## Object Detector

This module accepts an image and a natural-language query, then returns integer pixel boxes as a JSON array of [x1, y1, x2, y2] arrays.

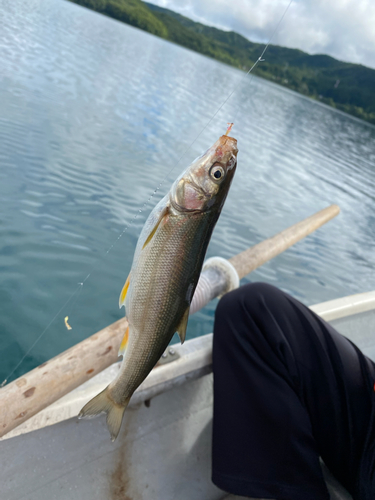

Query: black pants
[[212, 283, 375, 500]]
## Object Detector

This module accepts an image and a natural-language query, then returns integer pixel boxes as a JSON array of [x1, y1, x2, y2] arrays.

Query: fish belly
[[111, 210, 216, 403]]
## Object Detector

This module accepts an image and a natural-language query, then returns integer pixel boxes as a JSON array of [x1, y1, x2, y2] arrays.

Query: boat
[[1, 205, 367, 500]]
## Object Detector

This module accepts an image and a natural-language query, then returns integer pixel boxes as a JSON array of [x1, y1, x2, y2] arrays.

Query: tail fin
[[78, 386, 129, 442]]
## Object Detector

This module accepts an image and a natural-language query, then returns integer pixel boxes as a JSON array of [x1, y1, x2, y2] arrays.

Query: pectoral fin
[[118, 325, 129, 357], [142, 205, 169, 249], [176, 307, 190, 344], [119, 273, 131, 309]]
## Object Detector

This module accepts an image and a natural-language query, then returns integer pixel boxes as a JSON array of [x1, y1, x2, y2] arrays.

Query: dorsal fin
[[119, 273, 131, 309], [176, 306, 190, 344], [142, 205, 169, 249]]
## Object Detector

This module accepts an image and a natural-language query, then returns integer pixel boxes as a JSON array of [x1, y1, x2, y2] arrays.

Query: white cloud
[[147, 0, 375, 68]]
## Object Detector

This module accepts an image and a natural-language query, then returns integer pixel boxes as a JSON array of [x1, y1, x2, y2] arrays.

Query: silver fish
[[79, 134, 238, 440]]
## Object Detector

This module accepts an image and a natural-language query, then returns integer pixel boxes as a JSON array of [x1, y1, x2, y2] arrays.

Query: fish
[[78, 133, 238, 441]]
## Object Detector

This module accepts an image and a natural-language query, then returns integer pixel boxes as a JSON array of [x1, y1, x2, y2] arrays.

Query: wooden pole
[[229, 204, 340, 279], [0, 205, 339, 437], [0, 318, 128, 438]]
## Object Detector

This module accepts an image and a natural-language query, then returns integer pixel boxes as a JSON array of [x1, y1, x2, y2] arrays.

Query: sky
[[147, 0, 375, 69]]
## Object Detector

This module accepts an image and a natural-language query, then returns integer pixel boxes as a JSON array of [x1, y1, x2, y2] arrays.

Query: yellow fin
[[78, 386, 129, 442], [119, 273, 131, 309], [118, 325, 129, 357], [142, 205, 169, 250], [176, 307, 190, 344]]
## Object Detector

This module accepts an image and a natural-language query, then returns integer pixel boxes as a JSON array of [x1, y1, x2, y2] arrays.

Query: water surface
[[1, 0, 375, 382]]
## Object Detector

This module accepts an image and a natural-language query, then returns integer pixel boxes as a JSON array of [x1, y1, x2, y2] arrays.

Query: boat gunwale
[[2, 289, 375, 441], [0, 290, 375, 441], [310, 290, 375, 321]]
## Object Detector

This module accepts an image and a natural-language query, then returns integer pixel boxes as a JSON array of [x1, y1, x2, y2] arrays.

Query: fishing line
[[65, 280, 84, 321], [1, 0, 293, 387], [143, 0, 294, 193], [1, 284, 83, 387], [231, 0, 294, 124]]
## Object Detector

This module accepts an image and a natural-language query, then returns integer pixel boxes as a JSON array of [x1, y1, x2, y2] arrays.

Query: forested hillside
[[68, 0, 375, 125]]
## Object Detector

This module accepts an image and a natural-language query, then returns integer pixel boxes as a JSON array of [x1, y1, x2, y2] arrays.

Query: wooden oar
[[0, 204, 340, 438], [230, 204, 340, 277]]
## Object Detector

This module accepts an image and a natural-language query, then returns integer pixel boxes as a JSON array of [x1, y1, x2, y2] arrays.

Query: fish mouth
[[218, 135, 238, 157], [210, 136, 238, 173]]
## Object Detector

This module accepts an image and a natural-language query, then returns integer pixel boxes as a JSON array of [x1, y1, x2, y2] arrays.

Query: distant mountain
[[67, 0, 375, 125], [68, 0, 167, 37]]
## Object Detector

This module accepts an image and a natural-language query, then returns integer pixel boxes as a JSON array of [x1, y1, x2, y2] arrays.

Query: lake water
[[1, 0, 375, 383]]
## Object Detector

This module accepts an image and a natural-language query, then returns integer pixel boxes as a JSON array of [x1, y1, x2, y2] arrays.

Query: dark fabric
[[212, 282, 375, 500]]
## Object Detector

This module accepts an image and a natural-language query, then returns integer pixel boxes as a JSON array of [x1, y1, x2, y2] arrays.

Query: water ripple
[[0, 0, 375, 382]]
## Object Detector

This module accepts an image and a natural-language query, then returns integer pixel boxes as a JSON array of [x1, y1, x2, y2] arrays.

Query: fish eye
[[209, 164, 225, 182]]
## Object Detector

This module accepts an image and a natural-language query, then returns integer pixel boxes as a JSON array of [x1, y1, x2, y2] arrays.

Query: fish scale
[[79, 134, 238, 441]]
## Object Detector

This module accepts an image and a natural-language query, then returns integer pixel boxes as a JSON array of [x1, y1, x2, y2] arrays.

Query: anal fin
[[118, 325, 129, 357]]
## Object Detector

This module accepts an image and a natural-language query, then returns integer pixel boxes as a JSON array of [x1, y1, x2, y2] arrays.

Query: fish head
[[171, 135, 238, 213]]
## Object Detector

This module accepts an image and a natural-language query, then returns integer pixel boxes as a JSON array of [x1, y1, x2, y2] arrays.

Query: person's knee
[[216, 282, 282, 320], [214, 282, 288, 348]]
